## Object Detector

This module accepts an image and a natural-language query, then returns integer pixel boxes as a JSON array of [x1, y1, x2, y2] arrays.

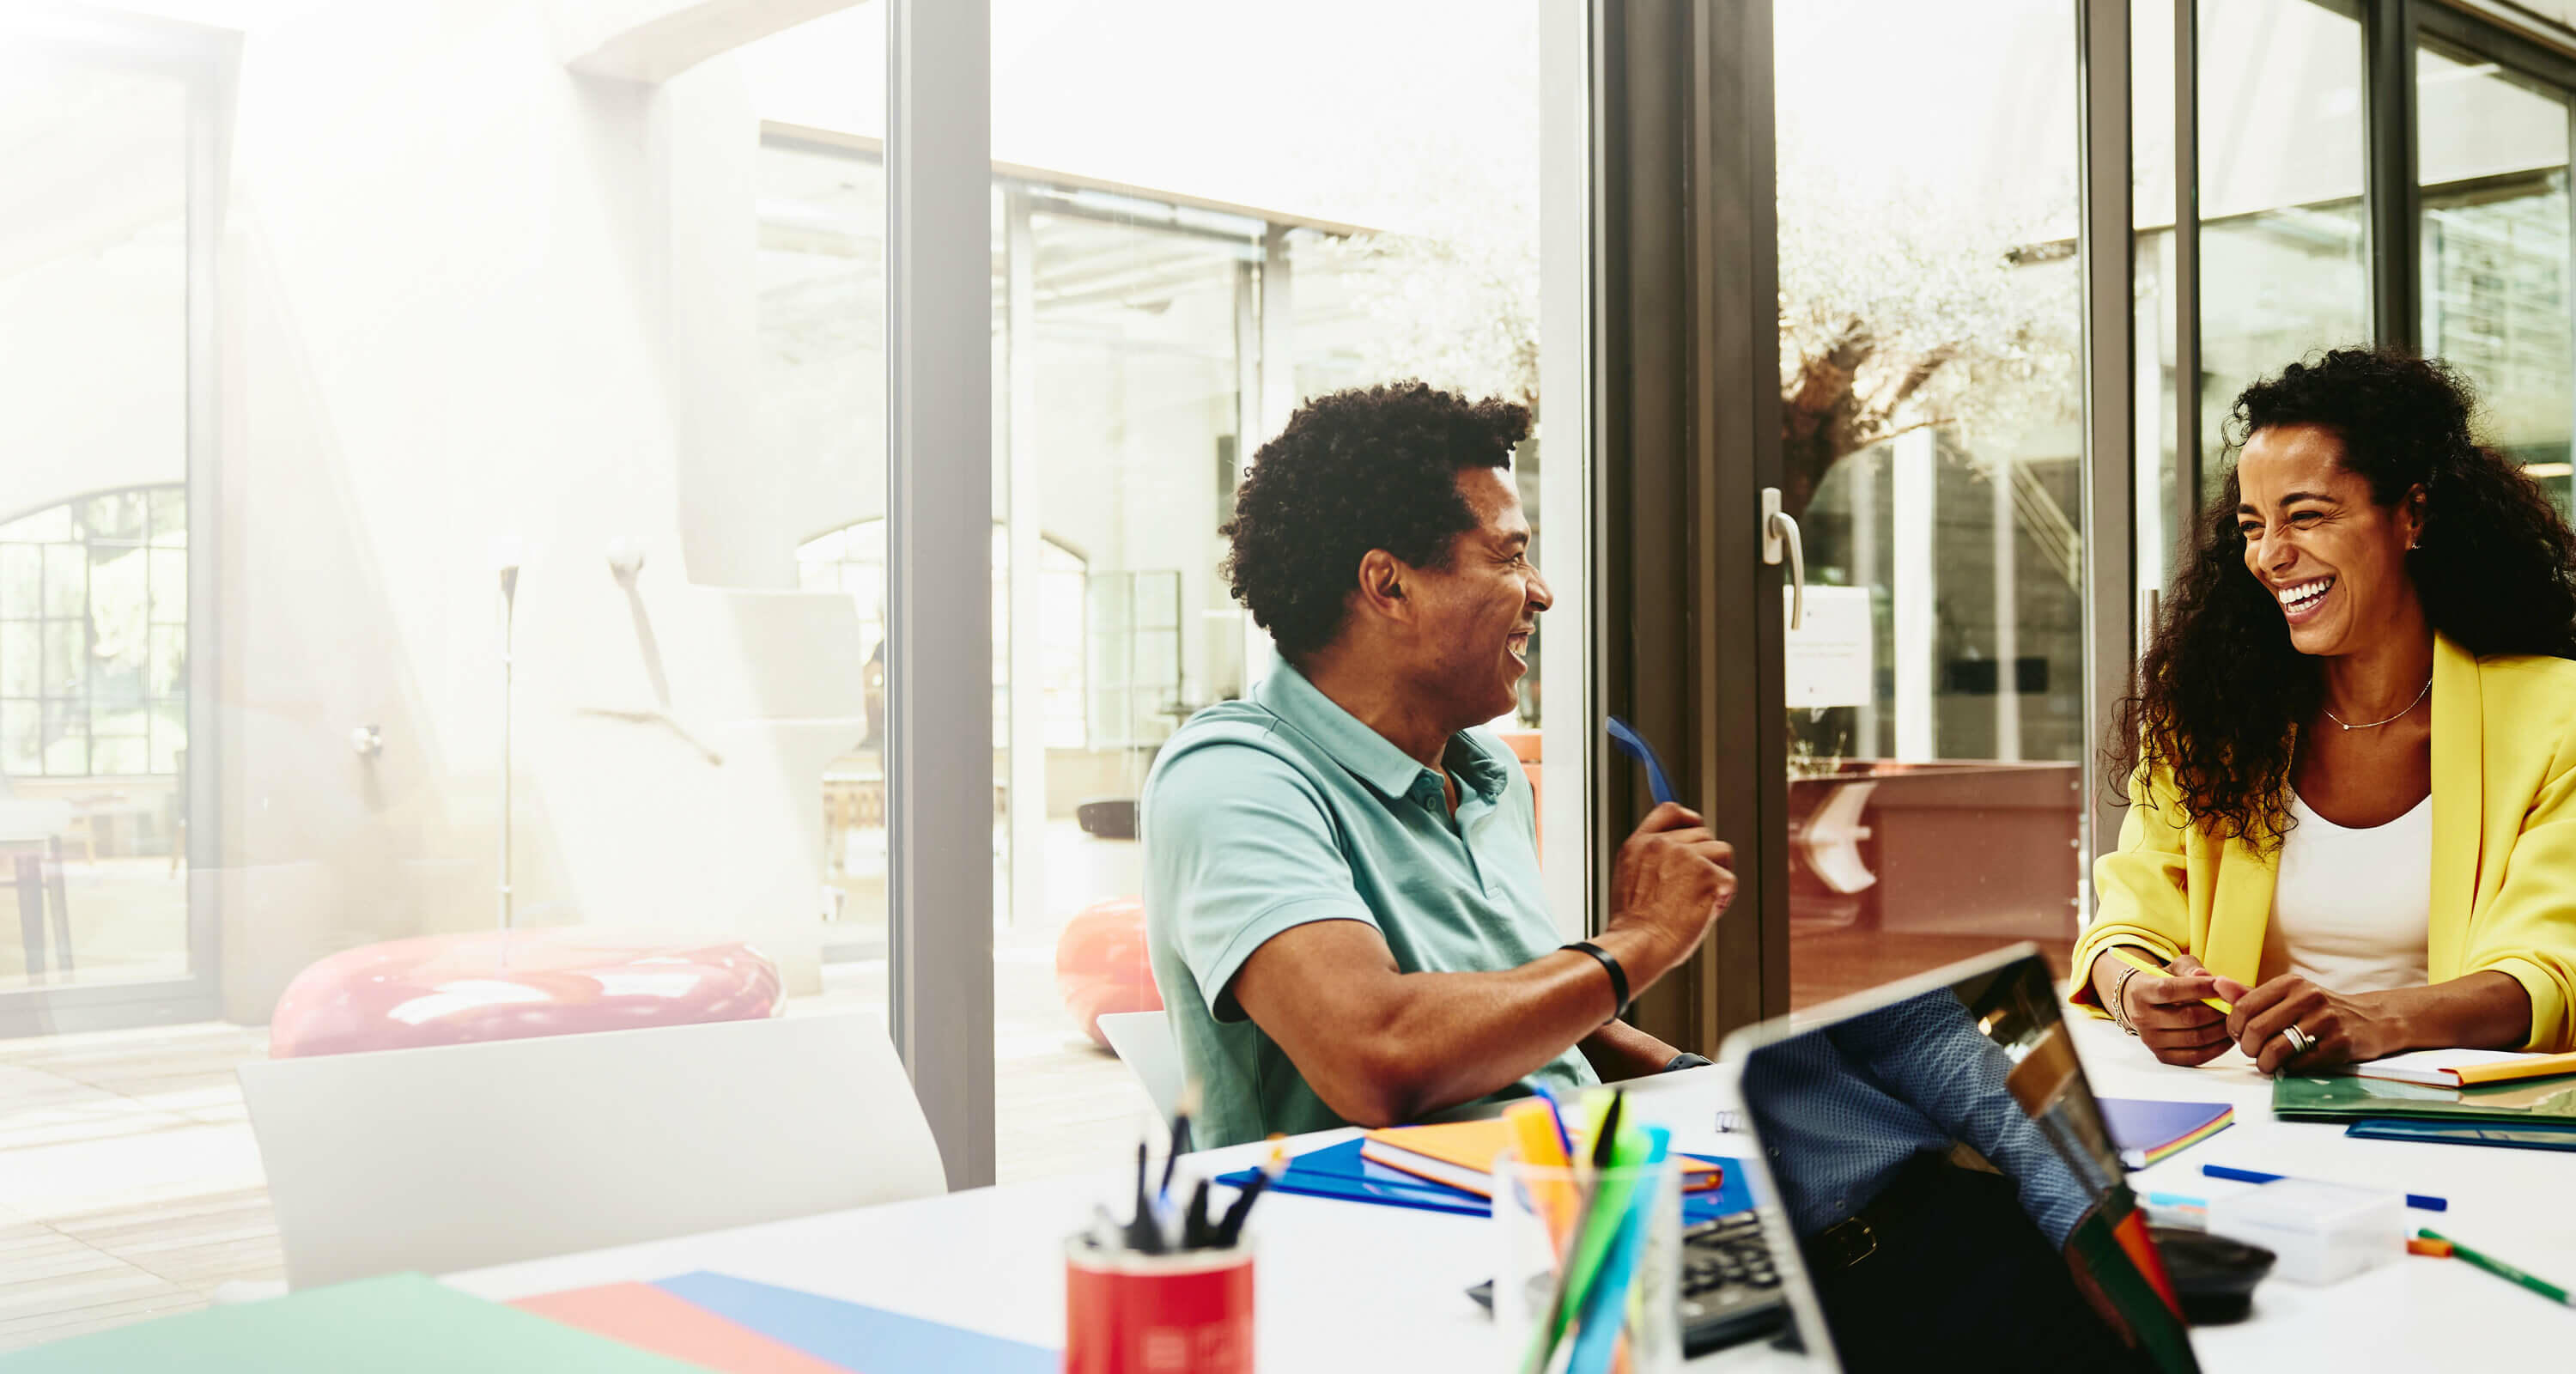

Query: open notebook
[[2340, 1049, 2576, 1088]]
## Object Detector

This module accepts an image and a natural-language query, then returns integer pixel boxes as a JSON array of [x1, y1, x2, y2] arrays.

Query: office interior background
[[4, 0, 2576, 1344]]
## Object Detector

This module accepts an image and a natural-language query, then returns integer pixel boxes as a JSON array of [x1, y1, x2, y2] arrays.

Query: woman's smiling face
[[2234, 423, 2425, 658]]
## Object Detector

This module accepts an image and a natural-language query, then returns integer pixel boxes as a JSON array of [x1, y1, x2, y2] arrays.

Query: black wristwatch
[[1563, 939, 1631, 1023], [1662, 1052, 1715, 1073]]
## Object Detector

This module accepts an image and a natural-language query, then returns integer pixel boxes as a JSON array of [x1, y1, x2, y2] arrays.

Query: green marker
[[2418, 1228, 2576, 1308]]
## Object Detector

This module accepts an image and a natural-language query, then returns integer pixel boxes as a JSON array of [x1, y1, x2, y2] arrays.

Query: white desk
[[447, 1018, 2570, 1369]]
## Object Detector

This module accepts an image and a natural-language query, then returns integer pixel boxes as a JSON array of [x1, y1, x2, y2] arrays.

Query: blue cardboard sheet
[[1214, 1140, 1757, 1223], [651, 1272, 1056, 1374]]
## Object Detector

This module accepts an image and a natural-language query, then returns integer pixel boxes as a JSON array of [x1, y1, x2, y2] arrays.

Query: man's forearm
[[1579, 1019, 1686, 1082], [1348, 928, 1675, 1125]]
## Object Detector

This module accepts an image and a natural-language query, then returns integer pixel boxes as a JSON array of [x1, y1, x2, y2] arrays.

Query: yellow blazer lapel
[[2206, 830, 2275, 983], [2428, 633, 2482, 978]]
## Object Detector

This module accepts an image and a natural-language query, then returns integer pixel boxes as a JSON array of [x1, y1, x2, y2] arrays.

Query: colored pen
[[1210, 1144, 1287, 1248], [1605, 716, 1678, 807], [2200, 1164, 2447, 1213], [2105, 946, 2235, 1016], [2417, 1228, 2576, 1307]]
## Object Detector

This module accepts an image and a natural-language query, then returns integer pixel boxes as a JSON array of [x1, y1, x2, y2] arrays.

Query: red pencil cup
[[1064, 1234, 1255, 1374]]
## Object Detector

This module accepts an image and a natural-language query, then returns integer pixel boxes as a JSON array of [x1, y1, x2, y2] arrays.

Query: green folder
[[0, 1273, 711, 1374], [2273, 1070, 2576, 1125]]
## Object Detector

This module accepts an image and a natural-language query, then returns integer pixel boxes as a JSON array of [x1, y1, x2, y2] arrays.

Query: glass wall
[[2196, 0, 2371, 495], [984, 0, 1557, 1180], [2419, 30, 2576, 514], [0, 43, 191, 994], [1775, 0, 2087, 1008]]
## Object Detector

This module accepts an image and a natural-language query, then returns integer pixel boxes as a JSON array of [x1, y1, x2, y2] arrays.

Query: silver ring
[[2281, 1024, 2313, 1055]]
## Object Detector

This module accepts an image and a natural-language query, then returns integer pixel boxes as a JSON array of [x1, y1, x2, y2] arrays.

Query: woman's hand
[[2108, 951, 2241, 1067], [2227, 976, 2401, 1074]]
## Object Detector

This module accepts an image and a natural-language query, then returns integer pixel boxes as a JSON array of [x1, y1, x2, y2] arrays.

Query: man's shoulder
[[1144, 701, 1335, 813]]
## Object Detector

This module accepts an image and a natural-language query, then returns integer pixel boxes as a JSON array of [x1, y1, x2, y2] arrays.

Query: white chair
[[237, 1012, 945, 1290], [1096, 1009, 1182, 1120]]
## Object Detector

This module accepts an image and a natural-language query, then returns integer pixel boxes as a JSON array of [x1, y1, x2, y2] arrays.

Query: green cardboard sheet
[[2273, 1069, 2576, 1124], [0, 1273, 714, 1374]]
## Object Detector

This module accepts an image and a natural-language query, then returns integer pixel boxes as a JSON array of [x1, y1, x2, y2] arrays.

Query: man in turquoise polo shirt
[[1144, 382, 1738, 1148]]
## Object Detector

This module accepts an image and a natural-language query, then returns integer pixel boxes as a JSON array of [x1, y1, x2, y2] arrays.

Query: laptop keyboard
[[1680, 1211, 1789, 1355]]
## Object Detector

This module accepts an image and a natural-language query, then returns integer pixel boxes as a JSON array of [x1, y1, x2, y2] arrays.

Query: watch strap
[[1564, 939, 1631, 1023]]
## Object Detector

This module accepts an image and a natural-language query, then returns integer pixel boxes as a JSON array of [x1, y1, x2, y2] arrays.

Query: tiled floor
[[0, 938, 1150, 1353]]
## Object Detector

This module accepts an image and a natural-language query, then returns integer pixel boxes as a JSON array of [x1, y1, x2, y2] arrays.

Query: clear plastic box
[[2204, 1178, 2405, 1285]]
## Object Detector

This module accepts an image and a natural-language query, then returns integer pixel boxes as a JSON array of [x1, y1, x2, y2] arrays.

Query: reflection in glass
[[2419, 34, 2575, 517], [1736, 954, 2197, 1374], [1776, 0, 2087, 1008], [0, 46, 191, 992], [2197, 0, 2370, 499]]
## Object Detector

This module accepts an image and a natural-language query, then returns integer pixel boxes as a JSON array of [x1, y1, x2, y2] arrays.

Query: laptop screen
[[1726, 948, 2199, 1374]]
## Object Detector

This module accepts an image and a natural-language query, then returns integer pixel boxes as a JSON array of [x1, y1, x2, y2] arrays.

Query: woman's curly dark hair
[[1220, 381, 1530, 662], [2114, 346, 2576, 848]]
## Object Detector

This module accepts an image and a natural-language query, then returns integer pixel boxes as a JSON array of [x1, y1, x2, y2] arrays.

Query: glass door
[[1769, 0, 2093, 1008], [0, 18, 222, 1031], [2416, 14, 2576, 517]]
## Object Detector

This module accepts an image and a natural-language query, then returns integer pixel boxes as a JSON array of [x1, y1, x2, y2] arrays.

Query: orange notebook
[[1359, 1118, 1722, 1199], [2347, 1049, 2576, 1088]]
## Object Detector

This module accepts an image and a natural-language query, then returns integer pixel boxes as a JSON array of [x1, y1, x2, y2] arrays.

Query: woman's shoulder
[[2474, 653, 2576, 734]]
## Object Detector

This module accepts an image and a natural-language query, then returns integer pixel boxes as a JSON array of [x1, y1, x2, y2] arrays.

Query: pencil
[[2417, 1228, 2576, 1307], [2105, 946, 2235, 1016]]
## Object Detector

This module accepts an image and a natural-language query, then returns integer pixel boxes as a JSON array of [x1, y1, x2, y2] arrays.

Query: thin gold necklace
[[2322, 676, 2431, 731]]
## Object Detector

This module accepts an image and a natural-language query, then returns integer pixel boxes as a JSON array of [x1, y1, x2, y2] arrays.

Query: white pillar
[[1991, 457, 2021, 762], [1893, 429, 1936, 763], [1536, 0, 1589, 939], [1850, 449, 1880, 757], [1242, 225, 1296, 690], [2135, 229, 2171, 602], [1004, 192, 1047, 928]]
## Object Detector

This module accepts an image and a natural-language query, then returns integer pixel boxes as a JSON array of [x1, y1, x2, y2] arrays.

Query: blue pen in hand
[[1605, 716, 1678, 808]]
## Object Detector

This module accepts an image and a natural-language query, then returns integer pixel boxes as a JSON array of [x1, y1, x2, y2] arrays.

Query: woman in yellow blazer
[[2073, 348, 2576, 1071]]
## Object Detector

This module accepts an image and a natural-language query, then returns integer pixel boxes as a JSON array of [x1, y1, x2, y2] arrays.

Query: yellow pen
[[2105, 946, 2235, 1015]]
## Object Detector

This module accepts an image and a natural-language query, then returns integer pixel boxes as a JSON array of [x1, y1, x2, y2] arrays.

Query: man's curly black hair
[[2112, 346, 2576, 849], [1221, 381, 1531, 663]]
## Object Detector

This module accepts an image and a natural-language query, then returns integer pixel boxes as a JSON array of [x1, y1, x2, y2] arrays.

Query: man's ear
[[1353, 549, 1409, 623]]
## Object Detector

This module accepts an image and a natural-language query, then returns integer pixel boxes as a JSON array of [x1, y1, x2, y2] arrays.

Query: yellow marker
[[2105, 946, 2234, 1015]]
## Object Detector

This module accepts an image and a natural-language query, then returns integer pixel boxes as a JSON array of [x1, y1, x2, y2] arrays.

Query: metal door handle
[[1762, 487, 1804, 630]]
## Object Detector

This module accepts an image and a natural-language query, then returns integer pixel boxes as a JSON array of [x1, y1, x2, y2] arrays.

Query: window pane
[[150, 548, 187, 623], [150, 699, 186, 775], [43, 544, 86, 617], [149, 623, 186, 698], [989, 0, 1558, 1178], [0, 623, 34, 696], [82, 490, 149, 544], [1777, 0, 2087, 1006], [148, 486, 185, 545], [0, 700, 38, 774], [0, 544, 38, 609], [2198, 0, 2370, 496], [92, 735, 147, 776], [41, 622, 82, 698], [2419, 35, 2575, 515], [742, 8, 895, 1012], [41, 701, 87, 775]]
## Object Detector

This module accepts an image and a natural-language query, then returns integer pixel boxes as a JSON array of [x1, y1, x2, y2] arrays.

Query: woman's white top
[[2260, 791, 2433, 994]]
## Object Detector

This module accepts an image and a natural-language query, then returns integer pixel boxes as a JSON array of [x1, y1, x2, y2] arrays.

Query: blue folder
[[2345, 1117, 2576, 1153], [1214, 1139, 1755, 1223]]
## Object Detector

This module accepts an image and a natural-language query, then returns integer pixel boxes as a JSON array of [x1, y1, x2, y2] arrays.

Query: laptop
[[1719, 944, 2202, 1374]]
